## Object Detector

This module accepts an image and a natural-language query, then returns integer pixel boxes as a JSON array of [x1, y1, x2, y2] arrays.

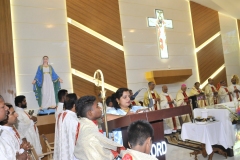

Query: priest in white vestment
[[55, 89, 68, 119], [0, 103, 31, 159], [14, 95, 42, 155], [0, 95, 28, 160], [160, 85, 181, 134], [189, 82, 206, 108], [74, 96, 123, 160], [228, 76, 240, 102], [218, 80, 233, 103], [176, 84, 191, 123], [204, 78, 218, 105], [143, 82, 160, 110], [54, 93, 79, 160]]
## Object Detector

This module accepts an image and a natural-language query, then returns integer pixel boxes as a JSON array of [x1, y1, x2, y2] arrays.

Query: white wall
[[119, 0, 198, 101], [219, 13, 240, 85], [10, 0, 73, 109]]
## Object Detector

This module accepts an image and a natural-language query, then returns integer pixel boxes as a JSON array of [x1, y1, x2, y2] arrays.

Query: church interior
[[1, 0, 240, 160]]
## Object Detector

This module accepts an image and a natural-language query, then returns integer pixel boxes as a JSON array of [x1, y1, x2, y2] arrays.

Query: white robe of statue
[[160, 92, 181, 134], [0, 126, 16, 160], [74, 118, 122, 160], [41, 67, 56, 108], [14, 107, 42, 155]]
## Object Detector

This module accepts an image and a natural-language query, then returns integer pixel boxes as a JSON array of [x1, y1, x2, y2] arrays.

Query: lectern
[[104, 105, 192, 160]]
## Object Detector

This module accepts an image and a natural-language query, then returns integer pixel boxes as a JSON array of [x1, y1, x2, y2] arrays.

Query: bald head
[[208, 78, 213, 85], [162, 85, 168, 93]]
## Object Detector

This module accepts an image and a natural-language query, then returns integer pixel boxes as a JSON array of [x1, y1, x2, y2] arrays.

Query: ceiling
[[191, 0, 240, 19]]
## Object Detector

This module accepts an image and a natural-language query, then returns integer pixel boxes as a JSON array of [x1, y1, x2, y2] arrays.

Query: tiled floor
[[166, 144, 240, 160]]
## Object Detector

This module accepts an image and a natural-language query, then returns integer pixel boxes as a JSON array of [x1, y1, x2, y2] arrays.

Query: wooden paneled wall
[[0, 0, 16, 103], [190, 1, 227, 86], [66, 0, 127, 97]]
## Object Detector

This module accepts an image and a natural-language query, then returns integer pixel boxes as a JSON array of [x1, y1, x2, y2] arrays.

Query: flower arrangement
[[236, 107, 240, 121]]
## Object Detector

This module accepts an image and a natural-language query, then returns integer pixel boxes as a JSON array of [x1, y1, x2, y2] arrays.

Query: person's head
[[14, 95, 27, 108], [181, 84, 187, 92], [0, 96, 8, 122], [112, 88, 131, 110], [208, 78, 214, 85], [64, 93, 77, 112], [129, 90, 133, 97], [194, 82, 200, 89], [231, 78, 237, 85], [220, 80, 226, 87], [0, 103, 18, 126], [42, 56, 49, 64], [58, 89, 68, 103], [106, 96, 113, 107], [148, 82, 155, 90], [162, 85, 168, 93], [127, 120, 154, 154], [76, 96, 102, 120]]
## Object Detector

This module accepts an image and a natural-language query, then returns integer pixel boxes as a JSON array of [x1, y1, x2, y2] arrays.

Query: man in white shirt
[[218, 80, 233, 103], [14, 95, 42, 155], [228, 77, 240, 102], [55, 89, 68, 119], [0, 103, 31, 159], [205, 78, 218, 105], [54, 93, 79, 160], [160, 85, 180, 134], [0, 95, 28, 160]]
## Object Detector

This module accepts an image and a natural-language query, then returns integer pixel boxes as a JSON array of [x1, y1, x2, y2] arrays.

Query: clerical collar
[[162, 92, 169, 96]]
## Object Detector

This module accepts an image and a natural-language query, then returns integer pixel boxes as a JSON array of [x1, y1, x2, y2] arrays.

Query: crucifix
[[147, 9, 173, 59]]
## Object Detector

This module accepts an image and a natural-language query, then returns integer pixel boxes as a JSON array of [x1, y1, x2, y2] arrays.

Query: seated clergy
[[0, 95, 28, 160], [218, 80, 233, 103], [0, 103, 31, 159], [74, 96, 123, 160], [204, 78, 218, 105], [160, 85, 181, 134], [143, 82, 160, 110], [120, 120, 157, 160], [54, 93, 78, 160], [189, 82, 206, 108], [228, 75, 240, 102], [14, 95, 42, 155], [176, 84, 191, 123]]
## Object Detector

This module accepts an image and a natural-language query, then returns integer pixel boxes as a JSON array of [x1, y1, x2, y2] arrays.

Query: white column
[[219, 13, 240, 85]]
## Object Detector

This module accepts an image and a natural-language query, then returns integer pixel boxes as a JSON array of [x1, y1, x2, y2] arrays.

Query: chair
[[29, 145, 54, 160], [41, 134, 54, 159]]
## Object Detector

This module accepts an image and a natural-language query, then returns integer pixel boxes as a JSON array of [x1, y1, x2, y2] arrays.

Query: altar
[[192, 102, 237, 157]]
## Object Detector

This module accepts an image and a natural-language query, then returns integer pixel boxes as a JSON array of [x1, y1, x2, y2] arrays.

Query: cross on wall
[[147, 9, 173, 59]]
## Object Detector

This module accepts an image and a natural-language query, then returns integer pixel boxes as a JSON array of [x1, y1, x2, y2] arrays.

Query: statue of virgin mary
[[32, 56, 63, 108]]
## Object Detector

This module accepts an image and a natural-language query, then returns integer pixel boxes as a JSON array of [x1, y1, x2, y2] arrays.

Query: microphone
[[130, 89, 142, 100]]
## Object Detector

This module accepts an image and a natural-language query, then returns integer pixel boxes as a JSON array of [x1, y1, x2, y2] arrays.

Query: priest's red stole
[[182, 92, 189, 104], [234, 86, 239, 99], [131, 101, 136, 105], [165, 95, 177, 130], [151, 93, 158, 110], [211, 87, 217, 104]]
